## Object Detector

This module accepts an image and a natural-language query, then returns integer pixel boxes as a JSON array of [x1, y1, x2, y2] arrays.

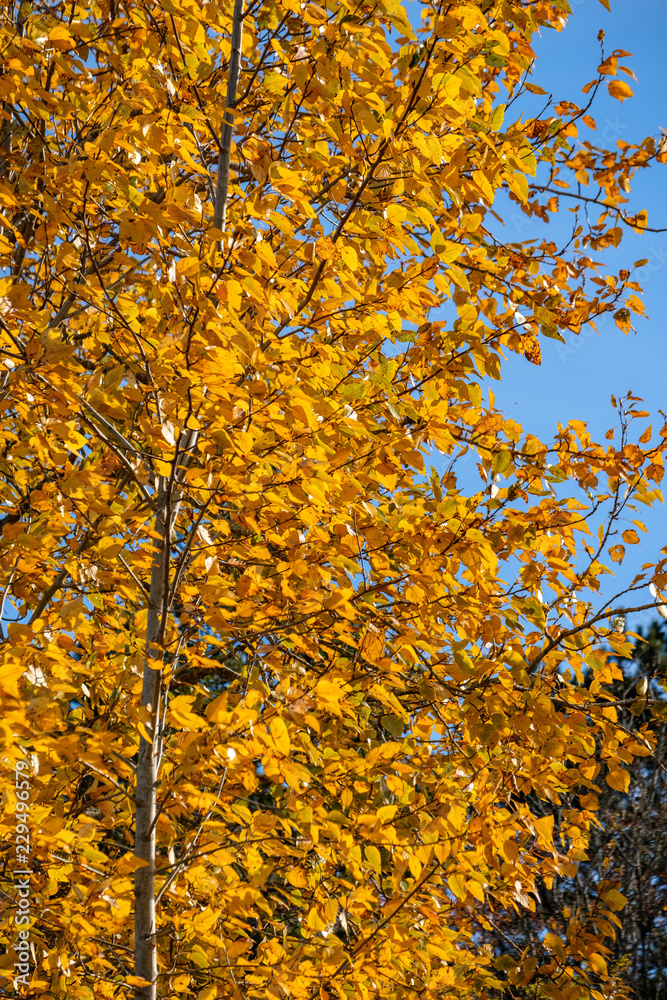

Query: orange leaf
[[315, 237, 338, 261], [608, 80, 633, 102], [606, 769, 630, 793]]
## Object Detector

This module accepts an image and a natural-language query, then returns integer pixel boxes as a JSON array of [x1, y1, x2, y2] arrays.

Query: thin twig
[[154, 770, 227, 907]]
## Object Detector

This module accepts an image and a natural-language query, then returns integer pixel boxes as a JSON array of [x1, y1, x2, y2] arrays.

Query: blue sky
[[408, 0, 667, 631], [492, 0, 667, 630]]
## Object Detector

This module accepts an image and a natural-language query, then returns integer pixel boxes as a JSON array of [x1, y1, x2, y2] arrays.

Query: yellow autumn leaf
[[589, 953, 608, 976], [602, 888, 627, 911], [339, 245, 358, 269], [116, 855, 151, 876], [314, 237, 338, 261], [269, 716, 290, 756], [49, 24, 74, 46], [168, 695, 207, 730], [606, 768, 631, 792], [197, 986, 218, 1000], [448, 873, 467, 900], [608, 80, 633, 101], [431, 226, 446, 256], [466, 879, 485, 903], [98, 537, 125, 558], [365, 845, 381, 873]]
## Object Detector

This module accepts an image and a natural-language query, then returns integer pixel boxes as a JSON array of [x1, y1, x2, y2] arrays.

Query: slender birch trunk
[[213, 0, 244, 234], [134, 425, 199, 997], [134, 481, 167, 1000], [132, 0, 244, 987]]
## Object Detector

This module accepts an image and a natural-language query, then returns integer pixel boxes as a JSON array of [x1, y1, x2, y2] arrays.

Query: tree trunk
[[134, 481, 168, 1000], [213, 0, 244, 234]]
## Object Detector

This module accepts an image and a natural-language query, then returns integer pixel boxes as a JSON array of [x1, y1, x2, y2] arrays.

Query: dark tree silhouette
[[480, 620, 667, 1000]]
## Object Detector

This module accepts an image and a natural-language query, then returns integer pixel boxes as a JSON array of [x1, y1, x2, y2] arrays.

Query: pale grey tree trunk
[[132, 4, 245, 991], [133, 426, 199, 997], [213, 0, 244, 234], [134, 482, 167, 1000]]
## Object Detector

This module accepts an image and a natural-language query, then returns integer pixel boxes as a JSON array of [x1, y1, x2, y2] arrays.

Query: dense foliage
[[484, 620, 667, 999], [0, 0, 666, 998]]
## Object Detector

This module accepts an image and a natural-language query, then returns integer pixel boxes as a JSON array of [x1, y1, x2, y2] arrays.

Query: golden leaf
[[608, 80, 633, 101], [314, 237, 339, 261], [522, 334, 541, 365], [606, 769, 630, 792]]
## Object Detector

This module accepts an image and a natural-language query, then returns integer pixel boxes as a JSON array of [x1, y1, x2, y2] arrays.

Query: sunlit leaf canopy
[[1, 0, 667, 997]]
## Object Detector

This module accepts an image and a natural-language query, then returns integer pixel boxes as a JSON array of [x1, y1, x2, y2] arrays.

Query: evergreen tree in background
[[483, 620, 667, 1000]]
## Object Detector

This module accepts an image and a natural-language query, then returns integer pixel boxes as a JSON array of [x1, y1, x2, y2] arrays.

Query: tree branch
[[213, 0, 244, 235]]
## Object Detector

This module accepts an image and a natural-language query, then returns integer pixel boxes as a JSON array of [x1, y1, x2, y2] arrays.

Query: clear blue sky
[[491, 0, 667, 631], [407, 0, 667, 631]]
